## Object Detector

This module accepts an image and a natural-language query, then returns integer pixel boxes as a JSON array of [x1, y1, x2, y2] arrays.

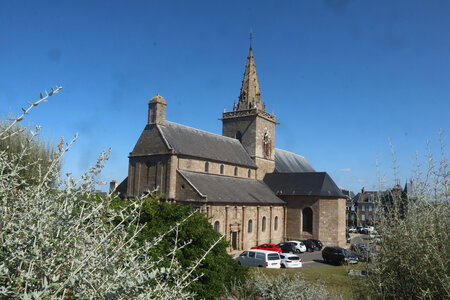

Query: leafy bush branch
[[0, 88, 224, 299]]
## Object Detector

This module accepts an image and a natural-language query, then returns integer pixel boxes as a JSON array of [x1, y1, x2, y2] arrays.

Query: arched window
[[248, 219, 252, 233], [261, 216, 266, 232], [274, 216, 278, 231], [214, 221, 220, 232], [302, 207, 313, 233], [220, 164, 224, 174], [236, 131, 242, 143], [234, 167, 238, 176], [248, 169, 251, 178], [205, 162, 209, 172]]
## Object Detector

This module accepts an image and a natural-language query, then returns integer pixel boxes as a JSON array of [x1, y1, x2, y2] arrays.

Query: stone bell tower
[[220, 45, 278, 179]]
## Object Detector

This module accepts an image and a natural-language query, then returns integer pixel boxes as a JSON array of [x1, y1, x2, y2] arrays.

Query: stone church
[[117, 46, 346, 250]]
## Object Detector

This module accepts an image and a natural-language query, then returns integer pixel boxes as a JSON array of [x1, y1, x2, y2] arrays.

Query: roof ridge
[[275, 148, 306, 159]]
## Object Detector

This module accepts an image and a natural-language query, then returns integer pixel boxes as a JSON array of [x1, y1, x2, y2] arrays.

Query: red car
[[251, 243, 282, 253]]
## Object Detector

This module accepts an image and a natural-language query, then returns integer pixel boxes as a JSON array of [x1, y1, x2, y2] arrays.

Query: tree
[[0, 122, 61, 188], [131, 196, 248, 299]]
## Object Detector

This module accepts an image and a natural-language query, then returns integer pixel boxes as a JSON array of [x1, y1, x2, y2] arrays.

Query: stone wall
[[254, 157, 275, 180], [175, 171, 204, 202], [284, 195, 346, 247], [318, 197, 346, 247], [177, 157, 255, 179], [208, 204, 285, 251], [127, 155, 171, 197], [285, 196, 320, 240], [221, 113, 276, 179], [254, 115, 276, 162], [222, 116, 256, 157]]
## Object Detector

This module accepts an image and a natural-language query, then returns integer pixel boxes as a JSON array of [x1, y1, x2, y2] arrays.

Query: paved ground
[[296, 250, 328, 268], [298, 234, 367, 267]]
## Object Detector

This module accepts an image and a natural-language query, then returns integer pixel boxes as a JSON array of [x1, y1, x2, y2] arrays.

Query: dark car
[[322, 246, 358, 265], [308, 239, 323, 250], [301, 240, 318, 252], [275, 242, 296, 253], [350, 244, 379, 262]]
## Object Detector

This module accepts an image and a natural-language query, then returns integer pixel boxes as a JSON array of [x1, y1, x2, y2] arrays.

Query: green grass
[[253, 265, 367, 300]]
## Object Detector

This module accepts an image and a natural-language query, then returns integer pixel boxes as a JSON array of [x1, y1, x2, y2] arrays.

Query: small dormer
[[148, 94, 167, 125]]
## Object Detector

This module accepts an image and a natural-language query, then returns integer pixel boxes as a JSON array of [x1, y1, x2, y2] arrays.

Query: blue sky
[[1, 0, 449, 193]]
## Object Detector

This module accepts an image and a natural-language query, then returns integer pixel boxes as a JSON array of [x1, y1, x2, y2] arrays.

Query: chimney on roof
[[148, 94, 167, 125], [110, 180, 117, 193]]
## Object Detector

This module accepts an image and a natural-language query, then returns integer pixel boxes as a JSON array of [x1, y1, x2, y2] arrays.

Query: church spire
[[238, 44, 262, 110]]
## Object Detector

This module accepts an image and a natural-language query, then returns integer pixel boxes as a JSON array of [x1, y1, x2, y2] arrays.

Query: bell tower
[[220, 45, 278, 179]]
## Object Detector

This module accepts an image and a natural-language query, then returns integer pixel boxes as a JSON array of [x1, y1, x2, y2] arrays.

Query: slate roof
[[263, 172, 345, 198], [274, 149, 315, 173], [158, 121, 257, 168], [179, 170, 285, 204]]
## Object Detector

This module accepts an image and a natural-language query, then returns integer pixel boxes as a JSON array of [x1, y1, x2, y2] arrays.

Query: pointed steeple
[[238, 46, 262, 110]]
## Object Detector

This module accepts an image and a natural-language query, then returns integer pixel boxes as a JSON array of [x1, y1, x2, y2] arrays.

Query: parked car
[[348, 227, 357, 233], [251, 243, 282, 253], [236, 249, 281, 268], [287, 240, 307, 253], [357, 226, 364, 233], [275, 242, 296, 253], [279, 253, 302, 268], [369, 230, 378, 239], [322, 246, 358, 265], [308, 239, 323, 250], [350, 243, 379, 262], [301, 240, 318, 252]]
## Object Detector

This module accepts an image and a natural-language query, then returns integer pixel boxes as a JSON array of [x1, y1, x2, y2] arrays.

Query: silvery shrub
[[0, 87, 217, 299], [357, 137, 450, 299], [224, 271, 334, 300]]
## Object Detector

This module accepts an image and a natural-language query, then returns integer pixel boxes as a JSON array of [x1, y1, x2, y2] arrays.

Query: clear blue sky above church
[[1, 0, 449, 193]]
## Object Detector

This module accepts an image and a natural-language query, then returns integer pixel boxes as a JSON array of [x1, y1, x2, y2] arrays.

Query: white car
[[287, 240, 307, 253], [348, 227, 357, 233], [236, 249, 281, 268], [364, 226, 375, 233], [280, 254, 302, 268]]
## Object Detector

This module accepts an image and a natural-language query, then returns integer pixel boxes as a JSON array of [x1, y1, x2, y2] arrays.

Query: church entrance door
[[231, 232, 238, 250]]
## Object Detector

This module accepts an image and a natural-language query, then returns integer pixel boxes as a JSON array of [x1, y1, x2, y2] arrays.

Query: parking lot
[[295, 233, 367, 267], [296, 250, 327, 268], [235, 234, 371, 268]]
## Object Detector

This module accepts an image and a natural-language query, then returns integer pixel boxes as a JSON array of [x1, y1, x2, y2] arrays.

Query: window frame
[[214, 220, 220, 232]]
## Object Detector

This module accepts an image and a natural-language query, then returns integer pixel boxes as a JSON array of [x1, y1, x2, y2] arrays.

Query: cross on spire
[[249, 28, 253, 48]]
